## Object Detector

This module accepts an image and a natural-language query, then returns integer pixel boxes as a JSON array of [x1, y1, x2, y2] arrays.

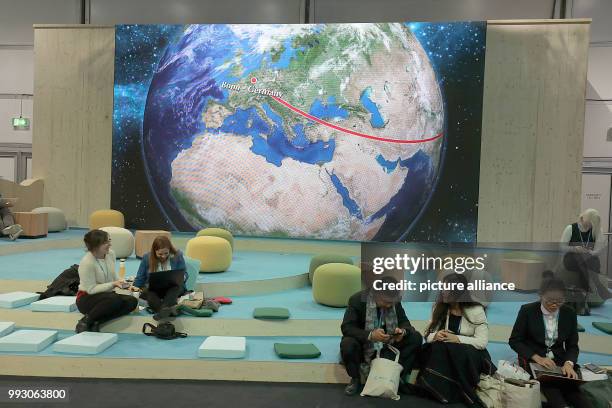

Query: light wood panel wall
[[32, 21, 590, 240], [477, 20, 590, 242], [33, 25, 114, 226]]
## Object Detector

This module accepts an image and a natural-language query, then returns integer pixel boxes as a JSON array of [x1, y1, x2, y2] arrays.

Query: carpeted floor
[[0, 376, 466, 408]]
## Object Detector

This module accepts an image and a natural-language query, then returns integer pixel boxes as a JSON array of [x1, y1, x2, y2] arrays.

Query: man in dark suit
[[509, 276, 588, 408], [340, 276, 422, 396]]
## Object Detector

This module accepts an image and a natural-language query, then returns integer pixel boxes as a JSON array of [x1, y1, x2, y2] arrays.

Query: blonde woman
[[561, 209, 610, 306]]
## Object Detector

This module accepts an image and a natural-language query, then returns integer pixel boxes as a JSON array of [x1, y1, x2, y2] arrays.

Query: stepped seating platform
[[0, 230, 610, 382]]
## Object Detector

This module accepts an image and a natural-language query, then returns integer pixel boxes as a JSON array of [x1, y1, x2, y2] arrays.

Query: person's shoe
[[8, 225, 23, 241], [89, 321, 100, 332], [3, 224, 20, 237], [75, 316, 92, 333], [344, 378, 361, 396]]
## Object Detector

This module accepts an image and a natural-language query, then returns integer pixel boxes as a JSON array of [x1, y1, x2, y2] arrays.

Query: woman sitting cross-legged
[[509, 275, 588, 408], [76, 229, 138, 333], [417, 273, 495, 406], [131, 236, 186, 321]]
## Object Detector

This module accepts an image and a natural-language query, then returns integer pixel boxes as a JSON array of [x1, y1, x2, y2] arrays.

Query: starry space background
[[402, 21, 486, 243], [112, 22, 486, 243]]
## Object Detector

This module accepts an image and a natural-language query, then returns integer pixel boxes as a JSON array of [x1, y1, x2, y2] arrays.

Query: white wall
[[572, 1, 612, 160], [0, 0, 79, 149], [89, 0, 304, 24], [312, 0, 556, 23]]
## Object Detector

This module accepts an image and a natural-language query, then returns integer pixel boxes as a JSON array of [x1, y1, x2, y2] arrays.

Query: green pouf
[[253, 307, 290, 320], [178, 305, 213, 317], [309, 254, 354, 284], [312, 263, 362, 307], [196, 228, 234, 249], [592, 322, 612, 334], [274, 343, 321, 359]]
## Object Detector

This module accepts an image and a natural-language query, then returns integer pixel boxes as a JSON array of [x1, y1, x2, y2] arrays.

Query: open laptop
[[529, 362, 585, 384], [148, 269, 185, 291]]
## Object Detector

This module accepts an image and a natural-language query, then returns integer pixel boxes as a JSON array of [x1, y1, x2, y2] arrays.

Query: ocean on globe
[[142, 23, 445, 241]]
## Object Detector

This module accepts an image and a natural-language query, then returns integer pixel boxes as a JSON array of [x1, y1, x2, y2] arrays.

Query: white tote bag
[[360, 345, 402, 400], [502, 380, 541, 408]]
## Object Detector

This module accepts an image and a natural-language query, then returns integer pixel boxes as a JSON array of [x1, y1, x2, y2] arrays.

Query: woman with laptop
[[75, 229, 137, 333], [417, 273, 494, 406], [131, 236, 186, 320], [509, 274, 588, 408]]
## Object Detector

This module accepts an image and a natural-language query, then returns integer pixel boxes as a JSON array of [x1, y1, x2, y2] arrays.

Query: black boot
[[344, 378, 361, 396], [153, 307, 172, 321], [75, 316, 92, 333], [89, 321, 101, 332]]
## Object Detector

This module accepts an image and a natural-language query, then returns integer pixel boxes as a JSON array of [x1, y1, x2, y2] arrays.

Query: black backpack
[[38, 264, 80, 300], [142, 322, 187, 340]]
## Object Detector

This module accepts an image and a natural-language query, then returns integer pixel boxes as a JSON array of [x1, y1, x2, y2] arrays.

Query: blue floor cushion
[[53, 332, 118, 355], [0, 329, 58, 352], [30, 296, 76, 312], [0, 292, 40, 309]]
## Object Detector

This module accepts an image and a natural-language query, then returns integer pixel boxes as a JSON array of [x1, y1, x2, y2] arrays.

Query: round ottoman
[[309, 254, 354, 284], [312, 263, 362, 307], [186, 236, 232, 273], [90, 209, 125, 230], [196, 228, 234, 249], [31, 207, 67, 232], [100, 226, 134, 258]]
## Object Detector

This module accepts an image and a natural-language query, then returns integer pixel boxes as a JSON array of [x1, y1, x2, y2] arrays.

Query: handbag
[[501, 378, 540, 408], [476, 374, 504, 408], [142, 322, 187, 340], [360, 345, 402, 400]]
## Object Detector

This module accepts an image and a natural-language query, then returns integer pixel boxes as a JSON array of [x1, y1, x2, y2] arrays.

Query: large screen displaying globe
[[112, 22, 486, 242]]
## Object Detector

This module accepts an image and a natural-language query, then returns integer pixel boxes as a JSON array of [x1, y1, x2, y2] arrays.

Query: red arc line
[[270, 95, 443, 144]]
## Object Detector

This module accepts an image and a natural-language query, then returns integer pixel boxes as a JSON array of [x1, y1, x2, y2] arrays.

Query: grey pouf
[[31, 207, 67, 232]]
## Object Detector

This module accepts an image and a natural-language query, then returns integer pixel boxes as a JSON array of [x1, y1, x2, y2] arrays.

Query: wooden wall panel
[[33, 26, 114, 226], [477, 21, 589, 243]]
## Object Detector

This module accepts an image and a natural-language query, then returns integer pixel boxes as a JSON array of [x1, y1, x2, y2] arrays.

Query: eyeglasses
[[543, 297, 565, 306]]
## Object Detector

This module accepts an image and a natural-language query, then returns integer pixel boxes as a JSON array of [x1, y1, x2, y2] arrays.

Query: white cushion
[[0, 292, 40, 309], [0, 330, 58, 352], [30, 296, 76, 312], [53, 332, 118, 355], [0, 322, 15, 337], [100, 226, 134, 258], [198, 336, 246, 359]]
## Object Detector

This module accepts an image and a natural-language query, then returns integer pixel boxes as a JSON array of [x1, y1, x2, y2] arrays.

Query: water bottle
[[119, 259, 126, 280]]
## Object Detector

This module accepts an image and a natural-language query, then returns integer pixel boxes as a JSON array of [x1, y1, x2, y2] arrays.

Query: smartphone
[[584, 363, 606, 374]]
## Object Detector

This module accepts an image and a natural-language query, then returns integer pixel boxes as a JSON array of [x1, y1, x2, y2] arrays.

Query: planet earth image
[[142, 23, 445, 241]]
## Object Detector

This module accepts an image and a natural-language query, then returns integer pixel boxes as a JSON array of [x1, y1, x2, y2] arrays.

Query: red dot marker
[[251, 77, 257, 84]]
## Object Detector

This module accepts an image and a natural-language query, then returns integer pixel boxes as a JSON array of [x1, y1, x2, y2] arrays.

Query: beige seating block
[[500, 259, 546, 291], [14, 212, 48, 238]]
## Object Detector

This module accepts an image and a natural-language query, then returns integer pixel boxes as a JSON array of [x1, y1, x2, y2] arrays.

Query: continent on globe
[[143, 22, 444, 241]]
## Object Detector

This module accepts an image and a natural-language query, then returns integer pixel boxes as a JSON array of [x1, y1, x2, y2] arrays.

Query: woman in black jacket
[[509, 276, 588, 408]]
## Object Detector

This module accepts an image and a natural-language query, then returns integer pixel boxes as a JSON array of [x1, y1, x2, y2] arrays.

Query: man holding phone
[[340, 276, 422, 396]]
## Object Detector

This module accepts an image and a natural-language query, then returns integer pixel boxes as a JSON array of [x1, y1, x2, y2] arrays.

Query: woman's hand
[[370, 328, 391, 343], [533, 355, 557, 370], [441, 331, 460, 343], [562, 362, 578, 379], [433, 330, 445, 342], [129, 286, 141, 292], [112, 280, 126, 288]]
